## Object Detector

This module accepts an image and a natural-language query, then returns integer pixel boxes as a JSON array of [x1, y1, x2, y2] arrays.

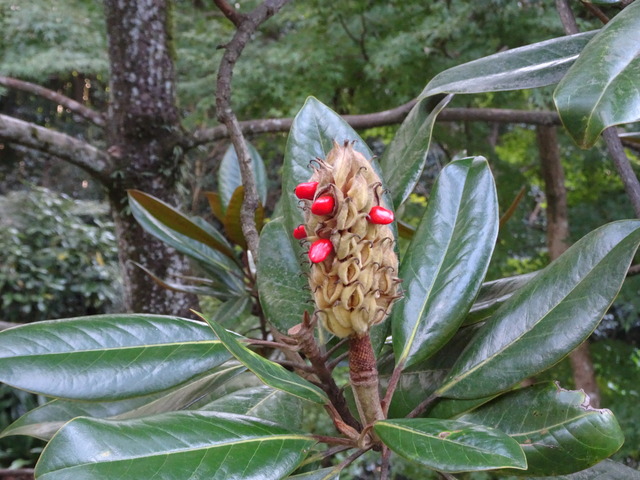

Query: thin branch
[[191, 101, 560, 147], [0, 76, 105, 127], [215, 0, 290, 260], [628, 264, 640, 277], [213, 0, 244, 27], [312, 435, 355, 446], [581, 1, 610, 24], [555, 0, 579, 34], [603, 128, 640, 218], [406, 393, 439, 419], [0, 113, 112, 181]]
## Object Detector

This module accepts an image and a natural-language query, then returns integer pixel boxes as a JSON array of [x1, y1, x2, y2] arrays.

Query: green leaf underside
[[219, 141, 268, 209], [1, 363, 245, 441], [528, 459, 640, 480], [374, 418, 527, 473], [422, 31, 597, 97], [257, 217, 312, 332], [392, 157, 499, 369], [554, 1, 640, 147], [461, 382, 624, 476], [35, 412, 315, 480], [0, 314, 231, 401], [205, 316, 328, 404], [381, 94, 453, 208], [437, 220, 640, 399]]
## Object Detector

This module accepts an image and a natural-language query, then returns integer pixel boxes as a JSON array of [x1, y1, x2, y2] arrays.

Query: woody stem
[[349, 333, 384, 428]]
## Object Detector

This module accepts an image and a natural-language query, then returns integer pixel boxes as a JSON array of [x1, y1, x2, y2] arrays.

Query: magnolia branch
[[0, 76, 106, 127], [0, 114, 111, 181], [215, 0, 290, 260]]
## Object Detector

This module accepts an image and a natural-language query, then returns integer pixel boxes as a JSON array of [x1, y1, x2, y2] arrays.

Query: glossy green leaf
[[218, 141, 268, 209], [205, 316, 328, 404], [287, 467, 340, 479], [2, 363, 245, 441], [200, 385, 303, 428], [375, 418, 527, 473], [438, 220, 640, 399], [128, 189, 235, 259], [461, 382, 624, 476], [464, 271, 538, 325], [392, 157, 499, 369], [257, 217, 312, 332], [35, 412, 315, 480], [0, 314, 230, 401], [381, 94, 452, 208], [554, 2, 640, 147], [529, 459, 640, 479], [422, 31, 596, 97]]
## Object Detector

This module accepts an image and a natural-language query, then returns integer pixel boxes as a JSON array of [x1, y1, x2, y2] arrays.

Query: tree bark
[[103, 0, 199, 316], [537, 125, 601, 407]]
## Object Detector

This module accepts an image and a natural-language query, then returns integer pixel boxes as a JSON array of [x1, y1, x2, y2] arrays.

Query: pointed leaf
[[461, 382, 624, 476], [0, 314, 230, 400], [204, 191, 225, 222], [128, 189, 235, 259], [374, 418, 527, 473], [422, 31, 597, 97], [529, 459, 640, 480], [35, 412, 315, 480], [554, 2, 640, 147], [204, 316, 328, 404], [438, 220, 640, 399], [218, 141, 268, 209], [1, 363, 245, 441], [223, 186, 265, 248], [257, 217, 312, 332], [381, 94, 453, 208], [392, 157, 499, 369]]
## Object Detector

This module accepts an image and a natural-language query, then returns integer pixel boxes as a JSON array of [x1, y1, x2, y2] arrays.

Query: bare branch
[[0, 114, 112, 181], [555, 0, 579, 34], [603, 128, 640, 218], [215, 0, 290, 260], [213, 0, 244, 27], [191, 101, 560, 147], [0, 76, 106, 127]]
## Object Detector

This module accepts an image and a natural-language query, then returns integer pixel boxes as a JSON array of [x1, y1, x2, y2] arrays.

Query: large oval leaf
[[380, 94, 452, 208], [554, 2, 640, 147], [374, 418, 527, 473], [461, 382, 624, 476], [392, 157, 499, 369], [218, 141, 268, 209], [437, 220, 640, 399], [35, 412, 315, 480], [257, 217, 312, 333], [204, 315, 328, 404], [422, 31, 597, 97], [0, 315, 230, 400]]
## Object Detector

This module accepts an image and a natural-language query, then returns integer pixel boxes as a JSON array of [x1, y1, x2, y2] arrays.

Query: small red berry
[[295, 181, 319, 200], [368, 206, 394, 224], [309, 239, 333, 263], [293, 225, 307, 240], [311, 195, 335, 215]]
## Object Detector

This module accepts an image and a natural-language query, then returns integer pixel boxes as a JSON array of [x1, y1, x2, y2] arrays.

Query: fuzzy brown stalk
[[349, 334, 384, 428]]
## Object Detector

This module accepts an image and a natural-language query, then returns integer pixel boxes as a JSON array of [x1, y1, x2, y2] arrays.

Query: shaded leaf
[[529, 459, 640, 479], [0, 314, 230, 401], [35, 412, 315, 480], [287, 467, 340, 479], [437, 220, 640, 399], [422, 31, 597, 97], [381, 94, 453, 208], [461, 382, 624, 476], [392, 157, 499, 369], [222, 186, 265, 248], [374, 418, 527, 473], [204, 191, 225, 222], [204, 315, 328, 404], [257, 217, 312, 332], [218, 141, 268, 209], [554, 2, 640, 147]]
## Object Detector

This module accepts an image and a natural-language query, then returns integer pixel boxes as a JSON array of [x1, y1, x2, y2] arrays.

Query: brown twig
[[380, 446, 391, 480], [215, 0, 290, 261], [406, 393, 439, 419], [0, 76, 106, 127], [312, 435, 356, 446], [581, 1, 610, 24], [381, 363, 403, 417], [213, 0, 244, 26]]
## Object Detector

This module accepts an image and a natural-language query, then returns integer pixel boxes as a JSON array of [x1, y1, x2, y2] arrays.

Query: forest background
[[0, 0, 639, 476]]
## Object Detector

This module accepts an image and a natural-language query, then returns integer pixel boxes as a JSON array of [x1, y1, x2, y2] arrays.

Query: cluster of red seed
[[291, 141, 401, 338]]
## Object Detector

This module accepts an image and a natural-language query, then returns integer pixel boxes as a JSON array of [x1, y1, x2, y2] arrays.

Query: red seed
[[295, 181, 319, 200], [368, 205, 394, 224], [311, 195, 335, 215], [293, 225, 307, 240], [309, 239, 333, 263]]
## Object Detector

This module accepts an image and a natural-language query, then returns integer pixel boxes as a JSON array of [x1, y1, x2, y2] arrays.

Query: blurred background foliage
[[0, 0, 638, 474]]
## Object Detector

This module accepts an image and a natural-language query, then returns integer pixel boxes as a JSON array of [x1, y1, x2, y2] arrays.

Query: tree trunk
[[537, 125, 601, 407], [103, 0, 199, 316]]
